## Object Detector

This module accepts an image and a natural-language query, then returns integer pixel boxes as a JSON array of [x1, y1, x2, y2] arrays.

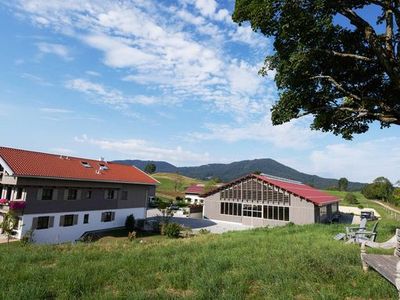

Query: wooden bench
[[361, 229, 400, 298]]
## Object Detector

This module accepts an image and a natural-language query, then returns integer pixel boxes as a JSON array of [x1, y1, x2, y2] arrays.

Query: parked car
[[361, 210, 377, 220], [169, 204, 180, 211]]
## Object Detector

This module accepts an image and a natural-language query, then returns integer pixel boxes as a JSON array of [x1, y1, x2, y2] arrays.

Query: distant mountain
[[112, 160, 178, 173], [114, 158, 365, 190]]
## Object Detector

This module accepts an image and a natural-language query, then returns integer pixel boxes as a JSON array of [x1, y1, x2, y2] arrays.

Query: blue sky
[[0, 0, 399, 183]]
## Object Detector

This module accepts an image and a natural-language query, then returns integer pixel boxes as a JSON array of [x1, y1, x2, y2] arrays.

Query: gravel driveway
[[146, 209, 251, 234]]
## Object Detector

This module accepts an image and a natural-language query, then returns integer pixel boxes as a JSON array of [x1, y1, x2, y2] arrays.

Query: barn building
[[202, 173, 340, 227]]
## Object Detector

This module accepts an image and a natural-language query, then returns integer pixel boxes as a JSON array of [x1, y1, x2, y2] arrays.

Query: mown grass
[[153, 172, 205, 200], [1, 223, 398, 299]]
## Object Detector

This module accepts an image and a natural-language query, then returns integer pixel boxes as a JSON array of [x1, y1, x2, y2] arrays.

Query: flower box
[[0, 199, 9, 205], [9, 201, 26, 210]]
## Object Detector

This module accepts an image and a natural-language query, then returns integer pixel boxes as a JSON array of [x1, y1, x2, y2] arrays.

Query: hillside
[[152, 173, 205, 200], [115, 158, 365, 190]]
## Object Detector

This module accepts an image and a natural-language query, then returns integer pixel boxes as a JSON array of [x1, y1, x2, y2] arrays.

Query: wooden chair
[[360, 229, 400, 298], [345, 218, 367, 240], [353, 221, 379, 244]]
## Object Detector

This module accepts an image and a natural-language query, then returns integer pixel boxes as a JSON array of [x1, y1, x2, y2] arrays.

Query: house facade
[[185, 184, 205, 204], [203, 174, 339, 227], [0, 147, 158, 244]]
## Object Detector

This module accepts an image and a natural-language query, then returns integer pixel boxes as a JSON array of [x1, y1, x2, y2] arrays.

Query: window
[[243, 204, 252, 217], [320, 206, 327, 217], [42, 188, 53, 200], [84, 190, 92, 199], [61, 214, 75, 227], [220, 202, 242, 216], [16, 188, 23, 200], [252, 205, 262, 218], [81, 161, 92, 168], [37, 216, 50, 229], [121, 191, 128, 200], [331, 203, 338, 214], [106, 190, 115, 200], [83, 214, 89, 224], [67, 189, 78, 200], [101, 211, 115, 222], [99, 163, 109, 170], [263, 205, 290, 221]]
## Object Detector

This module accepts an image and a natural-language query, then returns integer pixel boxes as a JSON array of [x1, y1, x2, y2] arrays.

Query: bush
[[344, 193, 358, 204], [125, 215, 135, 232], [198, 229, 210, 235], [358, 204, 364, 209], [163, 223, 182, 238]]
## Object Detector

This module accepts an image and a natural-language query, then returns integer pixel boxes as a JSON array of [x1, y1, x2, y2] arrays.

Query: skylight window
[[81, 161, 92, 168], [99, 163, 109, 170]]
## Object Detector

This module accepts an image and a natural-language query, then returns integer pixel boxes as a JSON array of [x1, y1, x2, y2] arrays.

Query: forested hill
[[113, 158, 365, 190]]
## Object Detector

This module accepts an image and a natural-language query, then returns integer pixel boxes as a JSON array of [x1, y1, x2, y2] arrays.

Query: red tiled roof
[[185, 184, 204, 195], [0, 147, 158, 185], [203, 173, 338, 206]]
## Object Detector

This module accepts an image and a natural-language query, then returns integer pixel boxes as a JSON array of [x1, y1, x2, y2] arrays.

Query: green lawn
[[1, 222, 399, 299], [1, 192, 399, 299]]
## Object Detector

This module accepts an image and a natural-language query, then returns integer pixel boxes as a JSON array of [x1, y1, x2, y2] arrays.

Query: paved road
[[146, 208, 251, 234]]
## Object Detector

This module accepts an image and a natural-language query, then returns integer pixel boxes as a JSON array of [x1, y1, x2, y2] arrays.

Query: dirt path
[[372, 200, 400, 215]]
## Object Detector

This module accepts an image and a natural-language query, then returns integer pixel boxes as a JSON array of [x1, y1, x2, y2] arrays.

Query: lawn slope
[[152, 172, 205, 200], [0, 224, 398, 299]]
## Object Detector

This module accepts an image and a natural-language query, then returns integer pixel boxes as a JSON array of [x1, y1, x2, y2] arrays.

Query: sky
[[0, 0, 399, 183]]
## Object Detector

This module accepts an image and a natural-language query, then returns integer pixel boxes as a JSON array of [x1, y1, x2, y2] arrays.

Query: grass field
[[152, 172, 205, 200], [1, 191, 399, 299]]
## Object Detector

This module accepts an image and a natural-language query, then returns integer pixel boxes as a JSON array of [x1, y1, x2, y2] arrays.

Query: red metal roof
[[185, 184, 204, 195], [203, 174, 338, 206], [0, 147, 158, 185]]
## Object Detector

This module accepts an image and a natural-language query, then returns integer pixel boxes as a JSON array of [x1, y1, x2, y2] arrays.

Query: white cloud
[[305, 138, 400, 183], [20, 72, 53, 86], [85, 70, 101, 77], [36, 42, 72, 60], [230, 25, 266, 48], [40, 107, 72, 113], [65, 78, 179, 110], [74, 134, 211, 165], [189, 115, 322, 149], [12, 0, 273, 118]]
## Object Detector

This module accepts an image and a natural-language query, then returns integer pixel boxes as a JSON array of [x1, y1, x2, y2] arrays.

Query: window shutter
[[53, 189, 58, 201], [37, 189, 43, 201], [104, 190, 108, 200], [63, 189, 68, 200], [101, 212, 105, 222], [48, 216, 55, 228], [59, 215, 65, 226], [76, 190, 81, 200], [32, 217, 38, 229], [111, 212, 115, 221], [113, 190, 118, 200], [73, 215, 78, 225]]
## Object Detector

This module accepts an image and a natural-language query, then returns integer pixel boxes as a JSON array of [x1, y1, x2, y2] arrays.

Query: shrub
[[358, 205, 364, 209], [163, 223, 182, 238], [175, 196, 183, 201], [125, 215, 136, 232], [198, 229, 210, 235], [344, 193, 358, 204], [128, 231, 136, 241], [21, 230, 34, 245]]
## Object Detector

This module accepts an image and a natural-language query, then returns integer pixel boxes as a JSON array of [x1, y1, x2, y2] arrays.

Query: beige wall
[[204, 192, 317, 227]]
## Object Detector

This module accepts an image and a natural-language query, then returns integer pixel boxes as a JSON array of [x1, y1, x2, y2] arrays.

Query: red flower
[[9, 201, 26, 210], [0, 199, 9, 205]]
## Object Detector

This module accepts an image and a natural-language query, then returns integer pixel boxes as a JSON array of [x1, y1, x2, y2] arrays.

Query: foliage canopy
[[233, 0, 400, 138]]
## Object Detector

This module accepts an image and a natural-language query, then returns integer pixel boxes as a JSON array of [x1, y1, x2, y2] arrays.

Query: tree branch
[[340, 8, 400, 86], [328, 50, 372, 61], [310, 75, 362, 101]]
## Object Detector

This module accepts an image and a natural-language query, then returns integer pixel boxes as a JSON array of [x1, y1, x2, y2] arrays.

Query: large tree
[[233, 1, 400, 139]]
